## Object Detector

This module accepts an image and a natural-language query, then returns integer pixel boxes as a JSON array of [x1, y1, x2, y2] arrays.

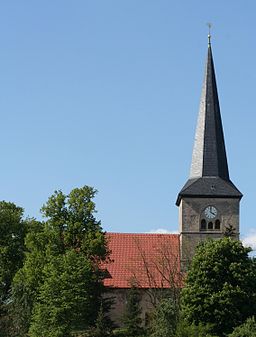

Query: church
[[103, 35, 242, 325]]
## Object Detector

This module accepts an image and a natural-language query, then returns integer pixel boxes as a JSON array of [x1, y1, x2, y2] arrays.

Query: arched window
[[215, 219, 220, 230], [208, 222, 213, 230], [201, 219, 206, 230]]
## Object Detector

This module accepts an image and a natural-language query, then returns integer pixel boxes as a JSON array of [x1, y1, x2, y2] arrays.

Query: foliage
[[181, 238, 256, 336], [9, 219, 48, 336], [28, 251, 99, 337], [40, 186, 108, 261], [0, 202, 26, 301], [149, 298, 177, 337], [11, 186, 110, 336], [0, 201, 28, 336], [122, 286, 145, 337], [228, 316, 256, 337], [87, 300, 114, 337], [175, 321, 217, 337]]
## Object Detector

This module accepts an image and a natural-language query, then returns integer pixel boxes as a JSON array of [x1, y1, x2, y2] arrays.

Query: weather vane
[[207, 22, 212, 45]]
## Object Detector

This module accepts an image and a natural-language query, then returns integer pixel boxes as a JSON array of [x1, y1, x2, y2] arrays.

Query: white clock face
[[204, 206, 218, 219]]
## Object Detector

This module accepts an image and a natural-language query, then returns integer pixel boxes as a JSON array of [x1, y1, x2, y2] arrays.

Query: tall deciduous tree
[[181, 238, 256, 336], [12, 186, 109, 336]]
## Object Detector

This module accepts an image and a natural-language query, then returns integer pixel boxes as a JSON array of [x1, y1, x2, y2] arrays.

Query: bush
[[175, 321, 217, 337], [149, 298, 177, 337], [228, 317, 256, 337]]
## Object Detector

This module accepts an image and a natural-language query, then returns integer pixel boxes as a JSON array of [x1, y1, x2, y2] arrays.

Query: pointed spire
[[189, 37, 229, 180], [176, 36, 242, 206]]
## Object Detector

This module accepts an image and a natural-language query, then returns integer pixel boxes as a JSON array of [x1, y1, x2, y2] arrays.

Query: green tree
[[181, 238, 256, 336], [149, 298, 177, 337], [0, 202, 26, 299], [122, 286, 145, 337], [11, 186, 110, 336], [88, 299, 114, 337], [0, 201, 27, 336], [10, 220, 48, 336], [29, 251, 98, 337], [228, 316, 256, 337], [175, 321, 217, 337]]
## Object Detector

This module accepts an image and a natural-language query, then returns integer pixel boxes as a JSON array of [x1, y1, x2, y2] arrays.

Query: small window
[[215, 220, 220, 230], [208, 222, 213, 230], [200, 219, 206, 230]]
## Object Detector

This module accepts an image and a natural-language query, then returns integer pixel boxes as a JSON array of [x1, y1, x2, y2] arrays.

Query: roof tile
[[103, 233, 181, 289]]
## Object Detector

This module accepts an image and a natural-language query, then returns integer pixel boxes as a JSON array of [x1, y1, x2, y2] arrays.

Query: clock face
[[204, 206, 218, 219]]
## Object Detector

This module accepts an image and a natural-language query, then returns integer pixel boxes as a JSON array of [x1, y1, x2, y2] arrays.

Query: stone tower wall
[[179, 197, 240, 265]]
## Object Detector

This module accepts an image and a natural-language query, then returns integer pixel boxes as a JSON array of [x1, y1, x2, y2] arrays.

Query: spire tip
[[207, 22, 212, 46]]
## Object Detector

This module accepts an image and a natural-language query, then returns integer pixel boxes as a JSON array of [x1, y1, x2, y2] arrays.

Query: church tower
[[176, 36, 242, 266]]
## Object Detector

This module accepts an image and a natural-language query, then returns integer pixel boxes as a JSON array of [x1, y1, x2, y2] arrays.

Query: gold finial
[[207, 22, 212, 46]]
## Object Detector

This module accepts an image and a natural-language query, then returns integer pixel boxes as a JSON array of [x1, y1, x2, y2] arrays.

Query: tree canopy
[[11, 186, 109, 337], [181, 238, 256, 336]]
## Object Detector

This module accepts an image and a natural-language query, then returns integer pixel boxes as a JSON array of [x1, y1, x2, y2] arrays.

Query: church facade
[[104, 37, 242, 325]]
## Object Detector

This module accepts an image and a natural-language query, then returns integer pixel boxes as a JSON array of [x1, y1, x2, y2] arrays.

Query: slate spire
[[176, 38, 242, 205], [190, 39, 229, 180]]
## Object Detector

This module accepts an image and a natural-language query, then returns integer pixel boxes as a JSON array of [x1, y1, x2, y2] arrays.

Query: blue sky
[[1, 1, 255, 246]]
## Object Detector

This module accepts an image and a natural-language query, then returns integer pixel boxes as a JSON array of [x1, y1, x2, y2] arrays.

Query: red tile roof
[[103, 233, 181, 289]]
